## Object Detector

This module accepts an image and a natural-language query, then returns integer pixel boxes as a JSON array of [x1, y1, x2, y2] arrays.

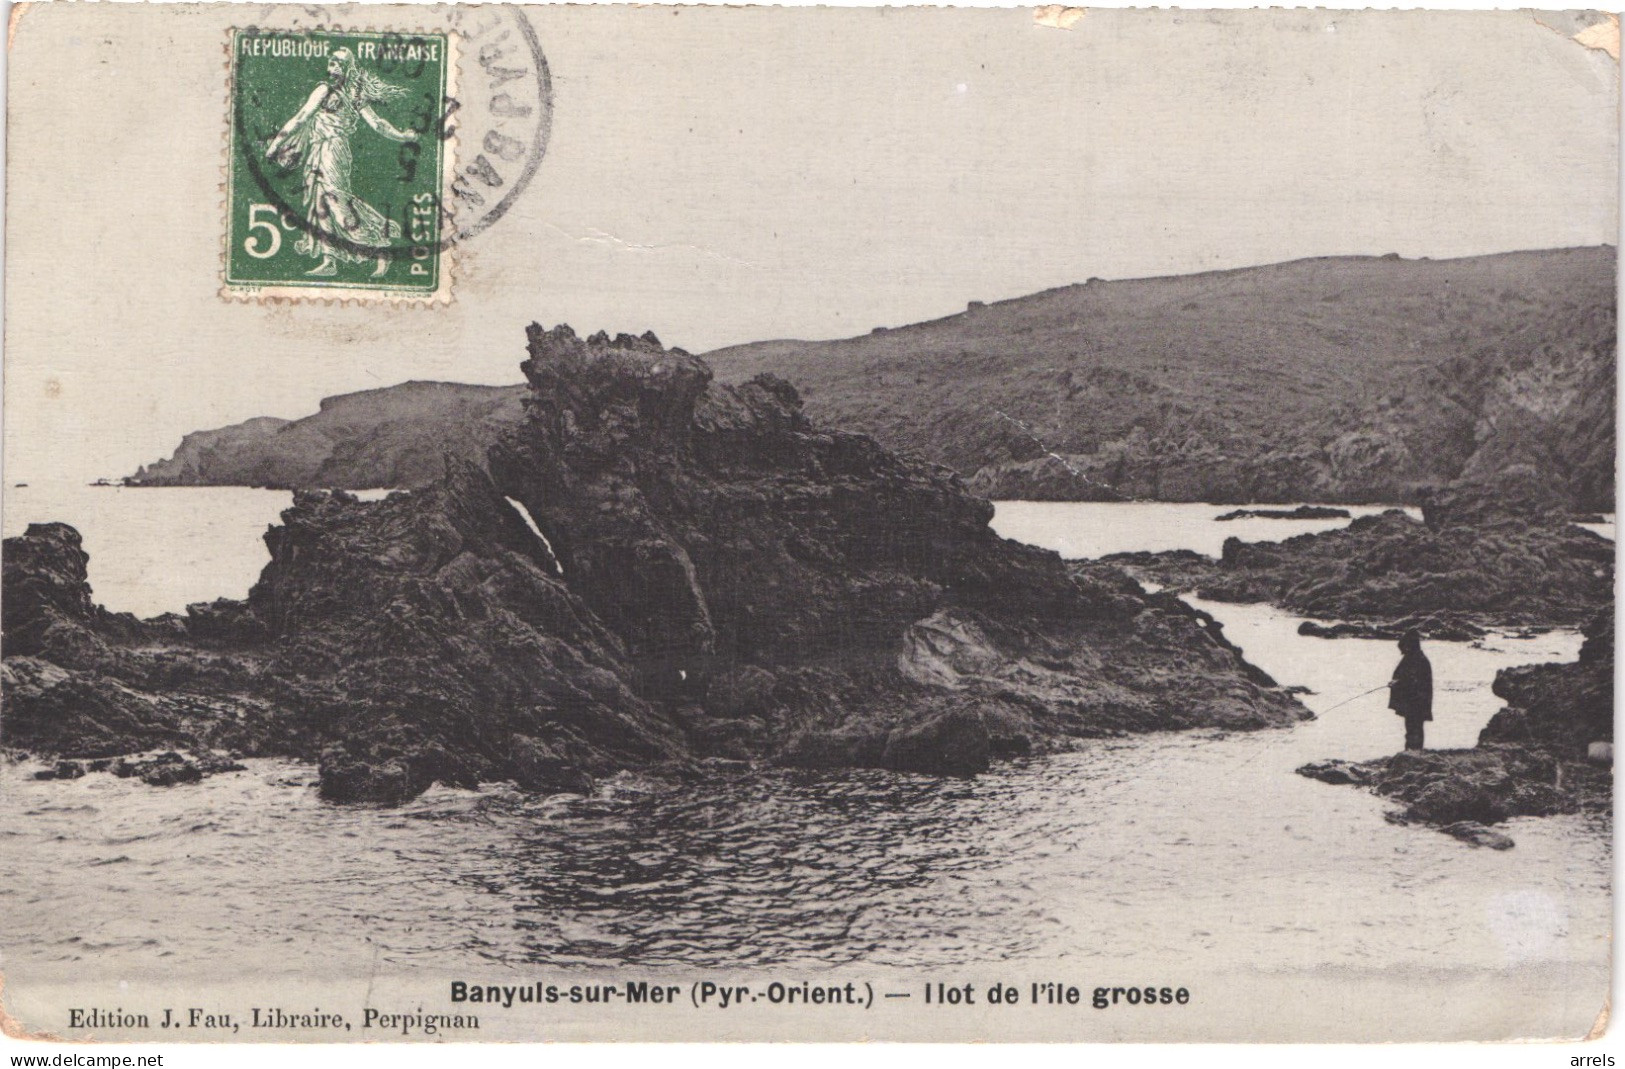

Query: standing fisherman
[[263, 48, 419, 278], [1388, 630, 1433, 750]]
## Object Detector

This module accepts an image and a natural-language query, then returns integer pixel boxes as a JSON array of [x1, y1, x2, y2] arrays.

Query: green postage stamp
[[225, 29, 455, 302]]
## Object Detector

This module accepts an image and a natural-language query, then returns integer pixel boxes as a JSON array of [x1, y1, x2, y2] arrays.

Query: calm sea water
[[989, 500, 1421, 559], [0, 487, 1610, 987]]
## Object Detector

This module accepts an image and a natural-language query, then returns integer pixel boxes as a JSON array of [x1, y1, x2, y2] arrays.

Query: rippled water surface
[[0, 491, 1610, 986]]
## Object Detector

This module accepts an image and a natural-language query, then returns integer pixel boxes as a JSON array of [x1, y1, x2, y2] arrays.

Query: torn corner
[[1572, 14, 1620, 61], [7, 3, 29, 53], [1586, 994, 1611, 1041], [1034, 5, 1085, 31], [0, 974, 63, 1043]]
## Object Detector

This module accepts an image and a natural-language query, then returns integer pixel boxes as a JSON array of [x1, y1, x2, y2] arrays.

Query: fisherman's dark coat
[[1389, 648, 1433, 722]]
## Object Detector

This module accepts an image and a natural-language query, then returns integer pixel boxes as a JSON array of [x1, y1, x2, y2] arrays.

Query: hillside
[[128, 381, 526, 490], [707, 247, 1617, 508], [128, 248, 1616, 507]]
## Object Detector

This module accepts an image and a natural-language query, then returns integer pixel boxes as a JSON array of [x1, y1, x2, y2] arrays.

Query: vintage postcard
[[1, 2, 1616, 1049]]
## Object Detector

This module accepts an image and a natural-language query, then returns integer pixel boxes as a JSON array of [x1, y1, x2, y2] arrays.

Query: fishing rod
[[1319, 681, 1391, 713]]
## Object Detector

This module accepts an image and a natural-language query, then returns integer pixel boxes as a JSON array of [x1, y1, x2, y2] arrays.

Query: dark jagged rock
[[1, 523, 142, 667], [492, 324, 1309, 771], [126, 383, 526, 491], [511, 736, 596, 796], [1215, 506, 1351, 521], [182, 598, 270, 646], [1481, 612, 1613, 754], [1106, 507, 1612, 633], [1, 652, 205, 759], [1439, 821, 1516, 850], [963, 456, 1129, 502], [107, 751, 245, 786], [1297, 612, 1612, 843], [3, 473, 686, 803], [775, 724, 890, 771], [10, 324, 1312, 804], [246, 475, 689, 802], [763, 706, 994, 776], [1421, 466, 1580, 528], [141, 760, 202, 786], [34, 759, 86, 781], [1375, 747, 1574, 824], [2, 523, 99, 646]]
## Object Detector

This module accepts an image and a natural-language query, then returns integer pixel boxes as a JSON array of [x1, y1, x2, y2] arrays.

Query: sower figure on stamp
[[264, 48, 418, 278], [1388, 630, 1433, 751]]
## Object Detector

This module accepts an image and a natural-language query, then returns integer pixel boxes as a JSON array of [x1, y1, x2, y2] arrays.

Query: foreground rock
[[1439, 822, 1515, 850], [1104, 504, 1612, 635], [7, 325, 1310, 804], [1296, 613, 1613, 845]]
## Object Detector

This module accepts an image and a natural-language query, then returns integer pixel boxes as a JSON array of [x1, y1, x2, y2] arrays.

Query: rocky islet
[[3, 326, 1311, 804]]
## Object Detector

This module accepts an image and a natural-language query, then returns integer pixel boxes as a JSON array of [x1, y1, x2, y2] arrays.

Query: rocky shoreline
[[1099, 503, 1611, 637], [3, 326, 1310, 804], [1073, 475, 1615, 846], [1297, 613, 1613, 848]]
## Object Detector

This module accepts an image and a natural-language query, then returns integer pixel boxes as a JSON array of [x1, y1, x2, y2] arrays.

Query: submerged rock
[[1295, 759, 1371, 786], [882, 708, 991, 777], [1215, 506, 1351, 521], [33, 759, 86, 781], [1481, 612, 1613, 756]]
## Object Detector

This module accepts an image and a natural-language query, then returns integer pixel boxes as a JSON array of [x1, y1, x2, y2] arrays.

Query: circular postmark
[[439, 6, 553, 244], [227, 5, 550, 287]]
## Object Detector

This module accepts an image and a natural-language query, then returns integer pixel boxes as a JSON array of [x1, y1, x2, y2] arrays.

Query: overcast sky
[[6, 5, 1618, 483]]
